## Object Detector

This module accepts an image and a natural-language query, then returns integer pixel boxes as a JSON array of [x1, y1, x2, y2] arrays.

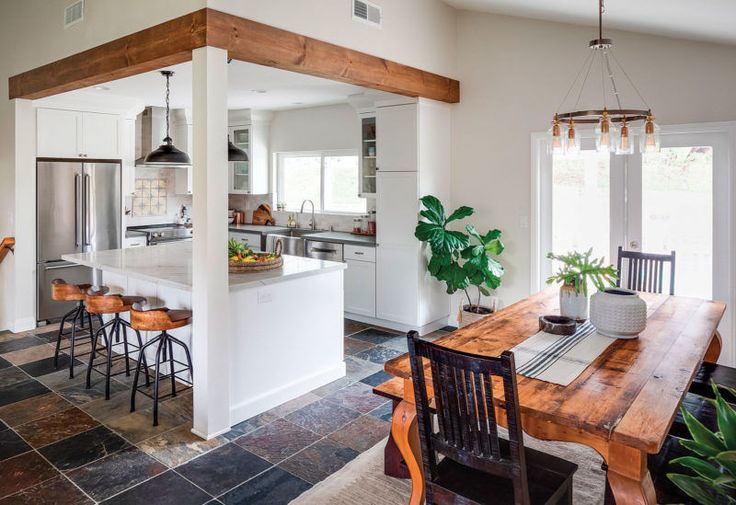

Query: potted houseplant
[[667, 382, 736, 505], [415, 195, 505, 327], [546, 249, 617, 321]]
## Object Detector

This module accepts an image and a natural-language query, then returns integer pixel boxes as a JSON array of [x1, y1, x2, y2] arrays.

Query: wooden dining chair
[[407, 331, 577, 505], [616, 246, 676, 295]]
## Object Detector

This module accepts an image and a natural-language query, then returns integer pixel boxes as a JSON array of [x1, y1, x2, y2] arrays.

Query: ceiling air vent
[[352, 0, 382, 28], [64, 0, 84, 28]]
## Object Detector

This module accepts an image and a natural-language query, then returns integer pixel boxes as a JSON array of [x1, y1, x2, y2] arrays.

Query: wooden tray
[[228, 239, 283, 273]]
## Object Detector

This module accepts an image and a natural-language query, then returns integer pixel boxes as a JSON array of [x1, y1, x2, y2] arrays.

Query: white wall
[[452, 11, 736, 307], [270, 103, 359, 153]]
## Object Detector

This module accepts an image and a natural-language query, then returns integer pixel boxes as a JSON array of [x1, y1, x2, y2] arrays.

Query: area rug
[[292, 434, 606, 504]]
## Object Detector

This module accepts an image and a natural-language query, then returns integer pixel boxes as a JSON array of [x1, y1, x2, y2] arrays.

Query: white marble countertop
[[62, 242, 345, 292]]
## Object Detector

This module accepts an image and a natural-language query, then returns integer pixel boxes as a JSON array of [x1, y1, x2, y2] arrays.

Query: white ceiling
[[443, 0, 736, 46], [55, 60, 391, 111]]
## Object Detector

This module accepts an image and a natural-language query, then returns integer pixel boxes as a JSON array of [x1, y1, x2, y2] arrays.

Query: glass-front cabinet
[[229, 126, 251, 194], [359, 114, 377, 197]]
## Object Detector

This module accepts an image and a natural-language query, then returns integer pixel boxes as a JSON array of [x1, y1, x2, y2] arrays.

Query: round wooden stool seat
[[51, 279, 92, 302], [130, 304, 192, 332], [85, 287, 147, 315]]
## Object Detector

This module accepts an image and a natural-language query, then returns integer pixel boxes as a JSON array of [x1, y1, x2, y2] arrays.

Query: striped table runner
[[510, 321, 617, 386]]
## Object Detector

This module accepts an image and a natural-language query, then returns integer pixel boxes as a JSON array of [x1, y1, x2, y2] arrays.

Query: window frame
[[274, 149, 365, 215]]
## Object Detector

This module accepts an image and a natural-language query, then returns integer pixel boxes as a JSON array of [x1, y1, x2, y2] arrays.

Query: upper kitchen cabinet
[[228, 110, 271, 195], [37, 108, 121, 159], [376, 103, 417, 172], [359, 113, 377, 197]]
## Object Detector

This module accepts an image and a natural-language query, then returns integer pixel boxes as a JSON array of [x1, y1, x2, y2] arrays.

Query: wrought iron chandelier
[[550, 0, 660, 155]]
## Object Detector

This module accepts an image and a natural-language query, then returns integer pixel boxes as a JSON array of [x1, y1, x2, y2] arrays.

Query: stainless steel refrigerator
[[37, 159, 121, 321]]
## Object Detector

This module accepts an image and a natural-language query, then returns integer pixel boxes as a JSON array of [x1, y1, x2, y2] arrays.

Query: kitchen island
[[62, 241, 346, 431]]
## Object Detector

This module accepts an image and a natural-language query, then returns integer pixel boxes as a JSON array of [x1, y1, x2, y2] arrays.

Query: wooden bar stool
[[129, 303, 193, 426], [85, 287, 150, 400], [51, 279, 102, 378]]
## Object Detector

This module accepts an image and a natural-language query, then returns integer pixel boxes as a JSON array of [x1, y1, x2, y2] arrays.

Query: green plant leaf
[[712, 382, 736, 449], [418, 195, 445, 224], [681, 406, 728, 453], [485, 238, 504, 256], [681, 439, 722, 458], [715, 451, 736, 477], [670, 456, 722, 480], [667, 474, 719, 505], [446, 206, 474, 224]]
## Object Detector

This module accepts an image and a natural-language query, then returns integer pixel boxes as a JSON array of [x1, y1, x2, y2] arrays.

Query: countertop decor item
[[252, 203, 275, 225], [538, 315, 577, 336], [549, 0, 659, 156], [228, 238, 282, 273], [546, 249, 618, 322], [415, 195, 505, 327], [590, 288, 647, 339]]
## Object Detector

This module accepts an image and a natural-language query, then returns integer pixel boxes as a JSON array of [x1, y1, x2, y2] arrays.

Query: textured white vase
[[590, 288, 647, 339], [559, 285, 588, 321]]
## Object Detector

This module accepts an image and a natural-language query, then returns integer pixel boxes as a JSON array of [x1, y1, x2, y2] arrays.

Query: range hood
[[135, 106, 191, 167]]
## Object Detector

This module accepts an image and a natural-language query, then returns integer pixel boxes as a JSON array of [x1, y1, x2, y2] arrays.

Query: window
[[276, 151, 366, 214]]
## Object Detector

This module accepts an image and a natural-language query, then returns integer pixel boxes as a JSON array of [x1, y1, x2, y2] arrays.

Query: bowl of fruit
[[228, 238, 283, 273]]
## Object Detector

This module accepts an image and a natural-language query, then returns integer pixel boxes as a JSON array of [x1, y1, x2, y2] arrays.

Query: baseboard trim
[[344, 313, 448, 336], [190, 426, 231, 440], [229, 362, 346, 426]]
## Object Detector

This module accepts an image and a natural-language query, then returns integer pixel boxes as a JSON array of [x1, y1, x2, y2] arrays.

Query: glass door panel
[[231, 127, 250, 193], [360, 116, 377, 195]]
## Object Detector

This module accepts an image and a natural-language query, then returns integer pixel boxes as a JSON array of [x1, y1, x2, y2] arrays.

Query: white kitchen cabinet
[[228, 126, 251, 194], [124, 236, 146, 248], [376, 104, 417, 172], [376, 243, 419, 324], [229, 231, 262, 251], [345, 258, 376, 317], [37, 108, 120, 159], [228, 110, 271, 195], [376, 171, 419, 246]]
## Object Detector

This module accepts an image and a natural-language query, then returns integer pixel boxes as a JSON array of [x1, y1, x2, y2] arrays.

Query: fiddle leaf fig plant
[[667, 382, 736, 505], [415, 196, 504, 311]]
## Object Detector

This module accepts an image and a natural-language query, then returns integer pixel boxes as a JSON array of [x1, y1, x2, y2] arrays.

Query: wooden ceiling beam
[[9, 8, 460, 104]]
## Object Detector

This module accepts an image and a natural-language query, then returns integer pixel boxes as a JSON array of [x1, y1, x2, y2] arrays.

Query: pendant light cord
[[165, 72, 171, 140]]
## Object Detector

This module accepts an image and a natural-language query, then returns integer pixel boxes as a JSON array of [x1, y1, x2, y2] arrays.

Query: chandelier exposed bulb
[[640, 113, 661, 153], [616, 118, 634, 155], [565, 120, 580, 154], [549, 115, 565, 154], [595, 109, 618, 153]]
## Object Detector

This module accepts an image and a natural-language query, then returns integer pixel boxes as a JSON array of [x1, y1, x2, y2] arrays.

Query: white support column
[[191, 46, 231, 439], [12, 99, 37, 332]]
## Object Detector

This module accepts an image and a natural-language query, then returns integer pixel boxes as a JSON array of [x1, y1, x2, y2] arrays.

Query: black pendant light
[[145, 70, 191, 165], [227, 136, 248, 161]]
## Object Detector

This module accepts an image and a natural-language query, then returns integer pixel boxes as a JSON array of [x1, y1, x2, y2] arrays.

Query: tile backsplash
[[125, 167, 192, 227], [132, 178, 168, 216]]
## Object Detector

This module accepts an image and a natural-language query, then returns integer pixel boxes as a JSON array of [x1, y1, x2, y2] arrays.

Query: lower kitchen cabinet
[[345, 258, 376, 317], [229, 231, 262, 251], [376, 243, 420, 325]]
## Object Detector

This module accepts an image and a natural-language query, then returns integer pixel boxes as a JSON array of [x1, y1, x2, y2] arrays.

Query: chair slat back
[[407, 332, 530, 505], [616, 246, 676, 295]]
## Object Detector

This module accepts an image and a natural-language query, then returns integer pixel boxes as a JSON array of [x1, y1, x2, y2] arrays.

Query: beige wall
[[452, 11, 736, 307]]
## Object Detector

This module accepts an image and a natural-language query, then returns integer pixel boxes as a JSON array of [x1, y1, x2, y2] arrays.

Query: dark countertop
[[229, 224, 290, 234], [303, 231, 376, 247]]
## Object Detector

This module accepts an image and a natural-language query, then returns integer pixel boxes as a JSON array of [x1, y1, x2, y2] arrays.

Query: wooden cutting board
[[251, 203, 275, 225]]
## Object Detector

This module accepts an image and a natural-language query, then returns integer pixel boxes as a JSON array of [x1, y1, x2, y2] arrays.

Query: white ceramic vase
[[590, 288, 647, 339], [559, 285, 588, 322]]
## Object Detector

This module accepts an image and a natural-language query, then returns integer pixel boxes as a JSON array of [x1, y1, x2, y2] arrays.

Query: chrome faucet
[[300, 200, 316, 230]]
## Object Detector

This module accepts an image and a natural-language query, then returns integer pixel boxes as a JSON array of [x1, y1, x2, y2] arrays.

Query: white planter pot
[[457, 304, 494, 327], [559, 285, 588, 322], [590, 288, 647, 339]]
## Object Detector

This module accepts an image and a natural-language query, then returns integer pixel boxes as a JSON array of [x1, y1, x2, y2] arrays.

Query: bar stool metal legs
[[53, 301, 104, 378]]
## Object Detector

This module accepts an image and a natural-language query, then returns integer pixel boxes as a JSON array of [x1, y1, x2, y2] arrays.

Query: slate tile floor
[[0, 320, 450, 504]]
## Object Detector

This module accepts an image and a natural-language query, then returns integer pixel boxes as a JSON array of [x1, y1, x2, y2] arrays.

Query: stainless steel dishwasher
[[305, 240, 344, 262]]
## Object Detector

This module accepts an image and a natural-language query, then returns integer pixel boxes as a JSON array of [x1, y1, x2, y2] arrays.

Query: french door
[[533, 123, 735, 364]]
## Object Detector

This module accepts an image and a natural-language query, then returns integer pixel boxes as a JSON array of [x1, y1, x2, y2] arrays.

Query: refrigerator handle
[[84, 174, 91, 247], [74, 174, 81, 247]]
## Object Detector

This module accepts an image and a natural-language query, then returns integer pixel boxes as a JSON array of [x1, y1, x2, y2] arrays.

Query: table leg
[[606, 442, 656, 505], [391, 400, 424, 505], [703, 330, 722, 363], [384, 400, 410, 479]]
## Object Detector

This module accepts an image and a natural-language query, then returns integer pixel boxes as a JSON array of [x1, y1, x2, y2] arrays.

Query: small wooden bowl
[[539, 315, 577, 336]]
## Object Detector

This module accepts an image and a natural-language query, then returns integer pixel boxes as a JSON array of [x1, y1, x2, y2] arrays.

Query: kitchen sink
[[265, 228, 319, 256]]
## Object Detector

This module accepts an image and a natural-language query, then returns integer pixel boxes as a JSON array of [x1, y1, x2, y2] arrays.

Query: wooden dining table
[[381, 288, 726, 505]]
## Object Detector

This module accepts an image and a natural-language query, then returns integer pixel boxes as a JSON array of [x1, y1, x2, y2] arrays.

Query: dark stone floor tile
[[0, 475, 93, 505], [79, 390, 153, 424], [105, 405, 189, 444], [0, 379, 50, 408], [235, 418, 320, 464], [353, 345, 404, 365], [102, 470, 211, 505], [360, 370, 394, 387], [285, 398, 361, 436], [0, 428, 31, 461], [67, 446, 166, 502], [0, 367, 30, 388], [278, 438, 358, 485], [328, 414, 390, 452], [221, 412, 279, 441], [34, 368, 87, 391], [265, 392, 321, 418], [344, 318, 370, 337], [343, 337, 375, 356], [324, 382, 388, 414], [19, 355, 80, 378], [344, 356, 382, 381], [0, 451, 59, 499], [0, 335, 46, 355], [368, 401, 393, 422], [176, 443, 271, 496], [0, 392, 72, 427], [32, 327, 63, 343], [58, 377, 128, 406], [380, 336, 410, 352], [16, 407, 98, 448], [137, 424, 225, 467], [310, 376, 353, 398], [39, 425, 130, 471], [423, 329, 450, 342], [220, 466, 311, 505], [0, 356, 11, 370], [349, 328, 400, 345]]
